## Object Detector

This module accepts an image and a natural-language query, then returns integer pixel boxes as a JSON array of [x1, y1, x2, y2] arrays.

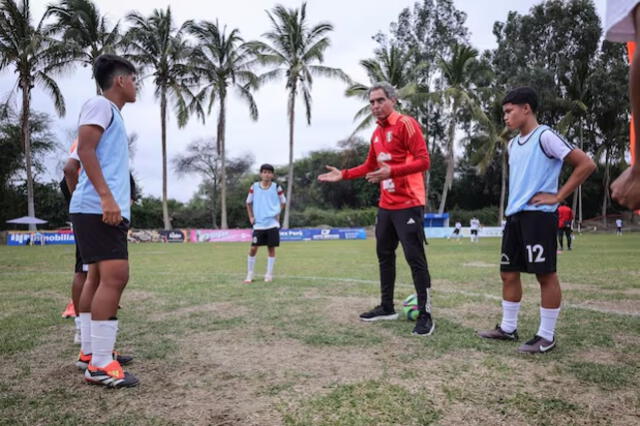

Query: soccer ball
[[402, 294, 419, 321]]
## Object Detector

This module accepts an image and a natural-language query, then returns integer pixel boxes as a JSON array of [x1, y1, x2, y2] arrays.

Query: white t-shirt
[[605, 0, 640, 42], [78, 96, 114, 130], [470, 218, 480, 230], [454, 222, 462, 230], [616, 219, 623, 227], [517, 127, 573, 161]]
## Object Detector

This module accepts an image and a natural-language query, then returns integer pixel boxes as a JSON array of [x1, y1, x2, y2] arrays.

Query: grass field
[[1, 234, 639, 425]]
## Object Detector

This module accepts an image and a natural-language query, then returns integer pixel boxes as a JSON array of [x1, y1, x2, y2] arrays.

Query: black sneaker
[[359, 305, 398, 322], [412, 311, 435, 336], [517, 335, 556, 354], [477, 324, 519, 341]]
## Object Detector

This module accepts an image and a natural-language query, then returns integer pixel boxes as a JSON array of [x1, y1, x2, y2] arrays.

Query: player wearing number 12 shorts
[[477, 87, 595, 354]]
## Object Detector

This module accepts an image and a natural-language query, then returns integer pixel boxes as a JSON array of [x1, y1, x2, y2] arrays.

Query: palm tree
[[434, 43, 487, 214], [0, 0, 74, 230], [187, 20, 258, 229], [249, 2, 348, 229], [345, 44, 424, 135], [45, 0, 121, 95], [126, 7, 201, 229]]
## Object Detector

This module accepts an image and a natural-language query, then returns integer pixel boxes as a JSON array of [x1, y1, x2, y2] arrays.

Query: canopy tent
[[5, 216, 48, 225]]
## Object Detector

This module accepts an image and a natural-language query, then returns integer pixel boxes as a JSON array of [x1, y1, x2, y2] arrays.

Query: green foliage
[[447, 206, 498, 226], [46, 0, 123, 94], [290, 207, 377, 228]]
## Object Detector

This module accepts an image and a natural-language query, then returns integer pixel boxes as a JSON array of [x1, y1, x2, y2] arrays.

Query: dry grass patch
[[149, 301, 250, 322]]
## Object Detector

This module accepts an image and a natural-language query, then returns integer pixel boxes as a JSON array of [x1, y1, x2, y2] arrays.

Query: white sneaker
[[243, 274, 254, 284], [264, 274, 273, 282]]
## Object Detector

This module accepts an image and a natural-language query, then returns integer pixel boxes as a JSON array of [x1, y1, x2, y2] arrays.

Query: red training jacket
[[341, 111, 430, 210], [558, 205, 573, 228]]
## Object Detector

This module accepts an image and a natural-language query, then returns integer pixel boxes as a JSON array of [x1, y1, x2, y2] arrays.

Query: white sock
[[537, 307, 561, 341], [247, 256, 256, 276], [79, 312, 92, 354], [91, 320, 118, 368], [74, 316, 81, 332], [500, 300, 521, 333], [266, 257, 276, 275]]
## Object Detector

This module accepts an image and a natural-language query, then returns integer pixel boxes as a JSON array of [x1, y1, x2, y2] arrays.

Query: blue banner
[[279, 228, 366, 241], [7, 231, 75, 246]]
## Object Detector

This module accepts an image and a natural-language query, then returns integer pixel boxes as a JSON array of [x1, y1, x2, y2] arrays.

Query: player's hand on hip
[[529, 192, 560, 206], [101, 195, 122, 226], [366, 163, 391, 184], [318, 165, 342, 182], [611, 166, 640, 210]]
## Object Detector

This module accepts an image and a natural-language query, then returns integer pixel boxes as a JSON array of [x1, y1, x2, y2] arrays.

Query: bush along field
[[1, 234, 639, 425]]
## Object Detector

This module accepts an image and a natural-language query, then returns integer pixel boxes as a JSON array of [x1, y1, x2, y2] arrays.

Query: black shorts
[[252, 227, 280, 247], [71, 214, 129, 264], [453, 228, 460, 235], [74, 241, 88, 273], [500, 211, 557, 274], [470, 229, 478, 235]]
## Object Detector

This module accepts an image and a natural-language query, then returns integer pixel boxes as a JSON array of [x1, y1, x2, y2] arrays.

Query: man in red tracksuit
[[557, 203, 573, 251], [318, 82, 434, 336]]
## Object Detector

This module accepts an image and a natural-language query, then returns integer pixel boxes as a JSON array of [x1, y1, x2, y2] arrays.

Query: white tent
[[6, 216, 48, 225]]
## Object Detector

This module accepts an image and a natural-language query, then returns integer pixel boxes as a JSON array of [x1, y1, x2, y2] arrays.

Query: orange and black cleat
[[84, 360, 139, 388]]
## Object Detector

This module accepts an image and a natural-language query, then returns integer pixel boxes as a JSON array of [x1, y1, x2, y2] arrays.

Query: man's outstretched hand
[[318, 165, 343, 182]]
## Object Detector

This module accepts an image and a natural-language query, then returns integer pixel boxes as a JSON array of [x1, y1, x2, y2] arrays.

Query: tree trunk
[[218, 90, 228, 229], [425, 126, 437, 212], [160, 89, 171, 229], [577, 121, 584, 229], [499, 144, 507, 225], [438, 100, 457, 214], [578, 185, 582, 232], [602, 146, 610, 228], [21, 81, 36, 231], [211, 174, 218, 229], [571, 190, 578, 225], [283, 90, 296, 229]]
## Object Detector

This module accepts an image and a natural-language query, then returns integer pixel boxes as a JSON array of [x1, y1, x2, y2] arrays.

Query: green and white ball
[[402, 294, 419, 321]]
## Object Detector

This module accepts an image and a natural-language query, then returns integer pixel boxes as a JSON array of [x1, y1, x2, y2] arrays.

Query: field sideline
[[1, 234, 639, 425]]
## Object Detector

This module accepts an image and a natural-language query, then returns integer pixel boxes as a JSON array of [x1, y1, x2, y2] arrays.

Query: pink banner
[[190, 229, 253, 243]]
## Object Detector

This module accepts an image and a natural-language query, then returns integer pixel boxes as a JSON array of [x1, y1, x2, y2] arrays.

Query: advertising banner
[[128, 229, 188, 243], [280, 228, 367, 241], [189, 228, 368, 243], [190, 229, 253, 243], [160, 230, 187, 243], [425, 226, 503, 239], [7, 230, 75, 246]]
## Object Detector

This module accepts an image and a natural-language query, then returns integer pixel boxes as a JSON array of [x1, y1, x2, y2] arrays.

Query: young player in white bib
[[448, 221, 462, 241], [244, 164, 286, 283], [469, 217, 480, 243], [478, 87, 596, 354]]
